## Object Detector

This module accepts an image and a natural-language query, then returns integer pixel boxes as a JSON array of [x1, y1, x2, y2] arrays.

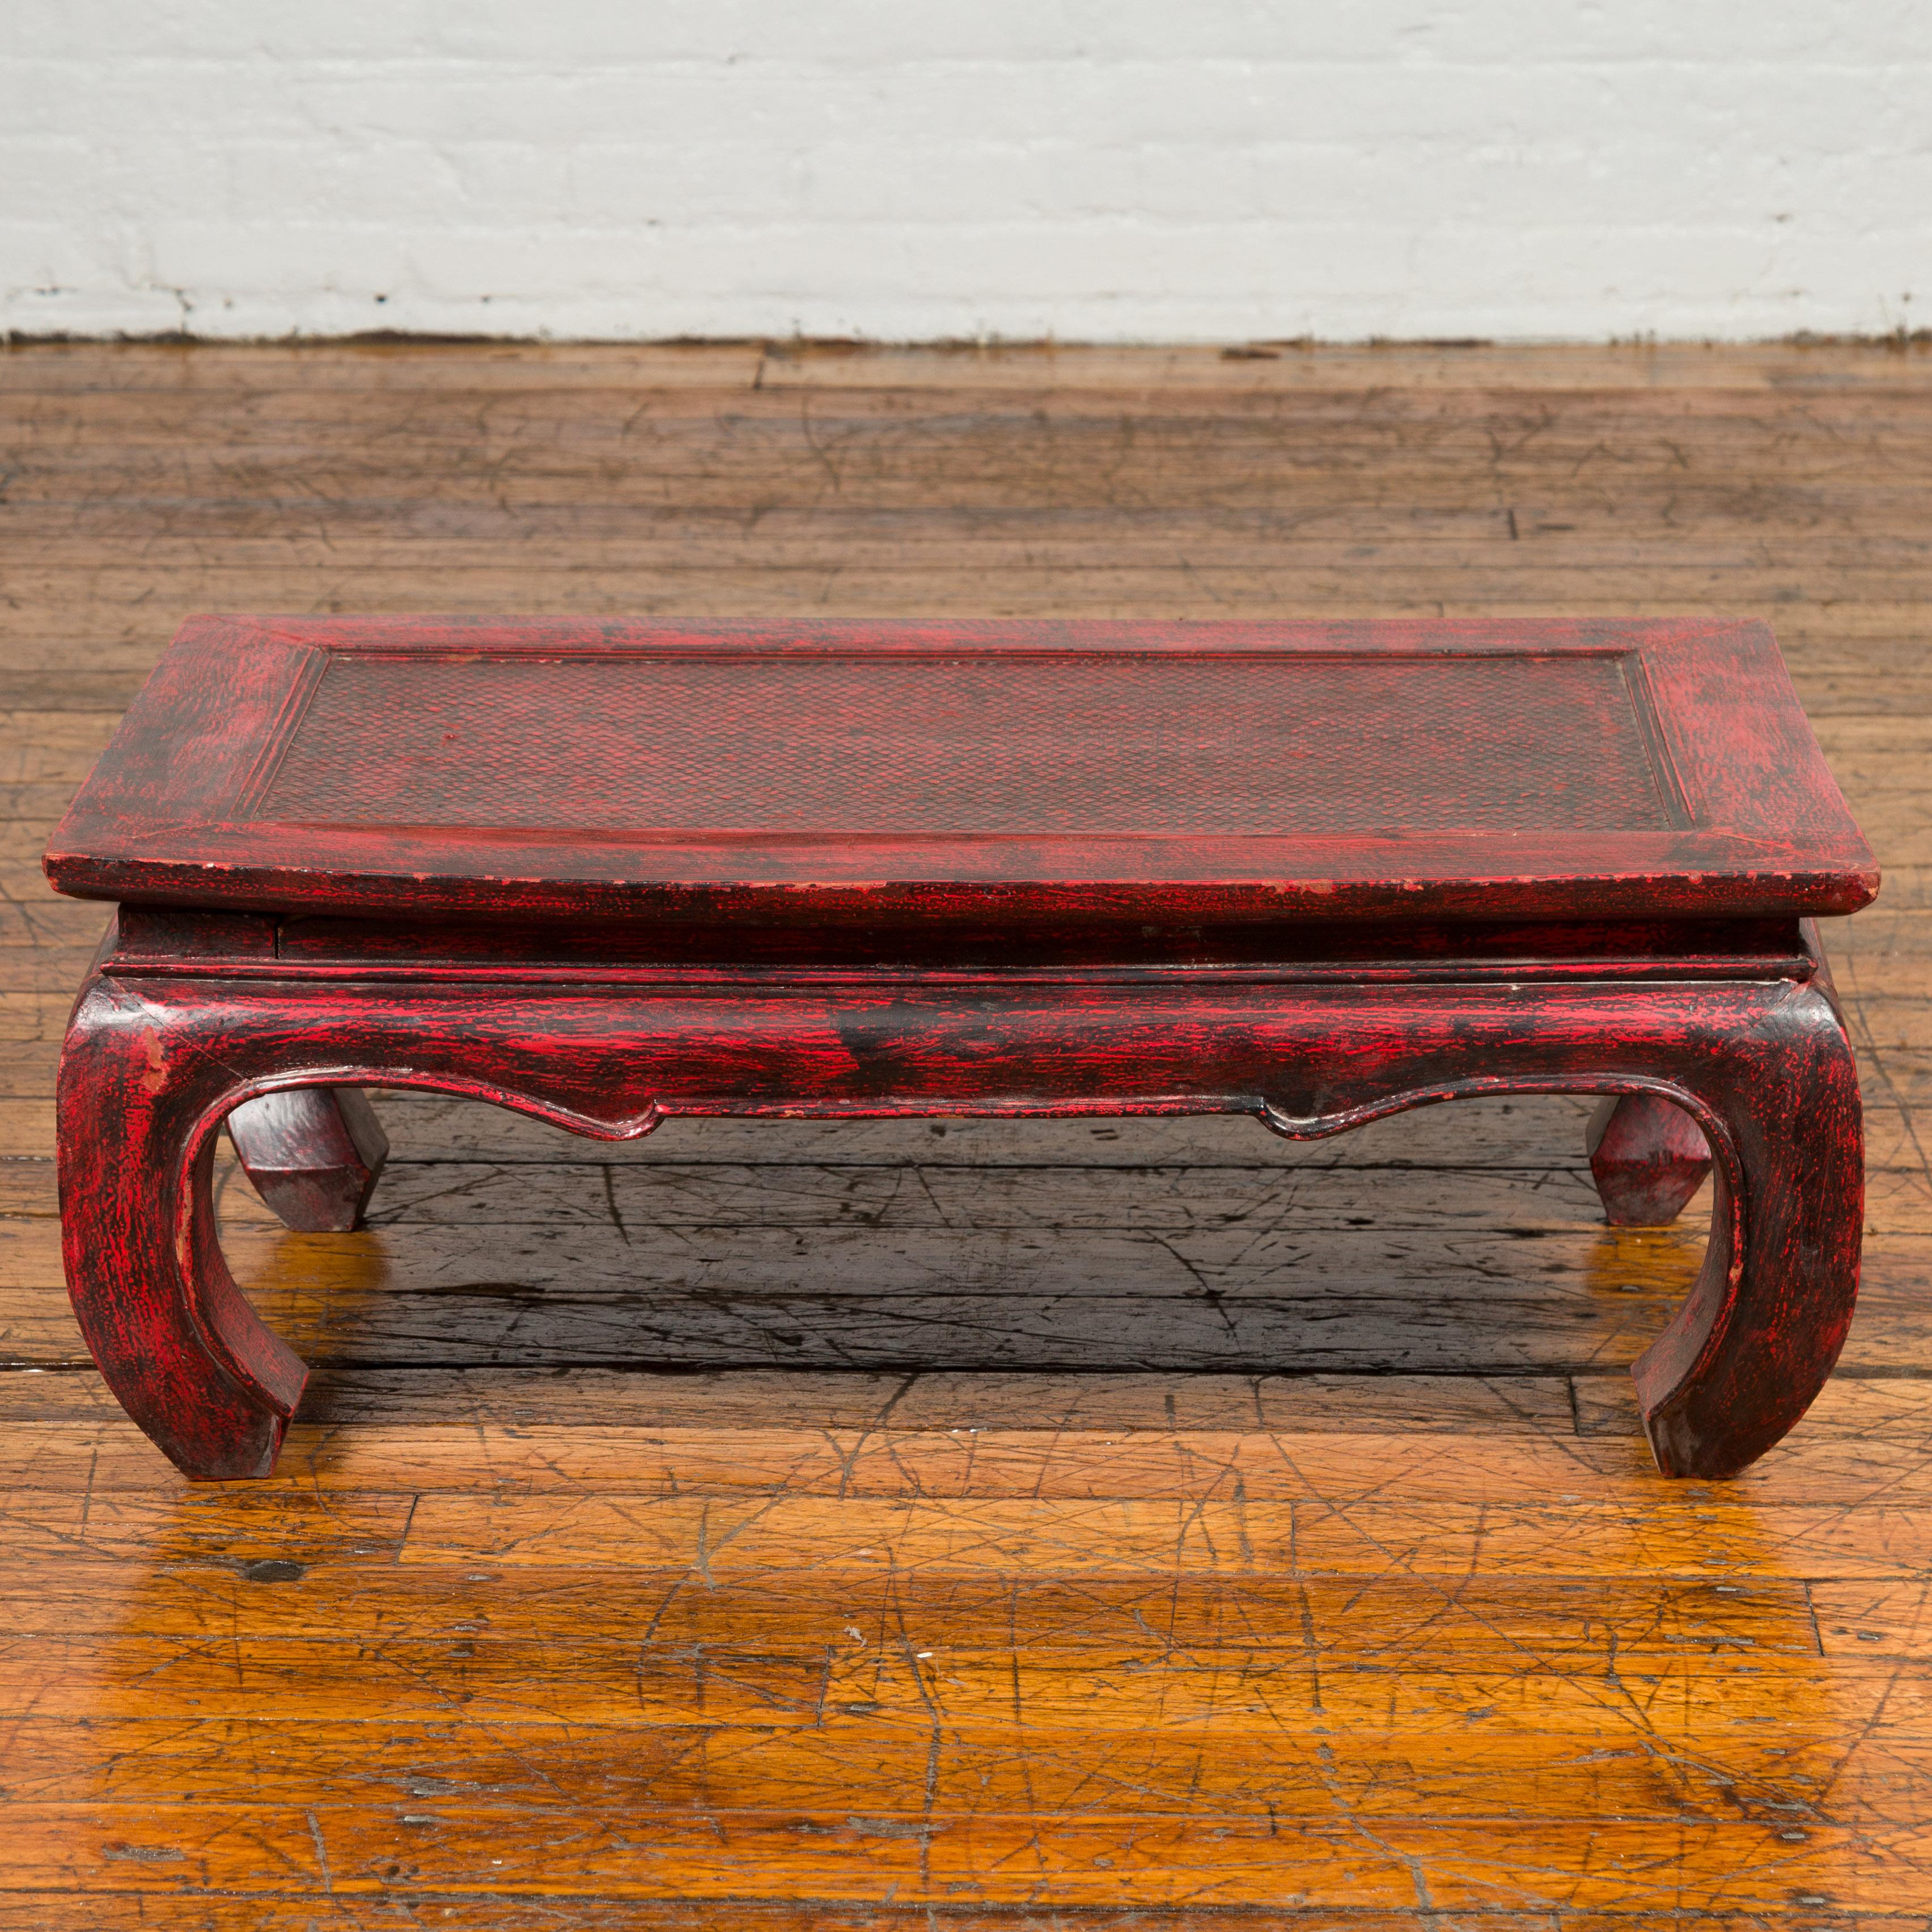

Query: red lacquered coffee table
[[45, 617, 1877, 1481]]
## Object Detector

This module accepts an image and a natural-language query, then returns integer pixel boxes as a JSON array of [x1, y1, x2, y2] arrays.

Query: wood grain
[[3, 337, 1931, 1923]]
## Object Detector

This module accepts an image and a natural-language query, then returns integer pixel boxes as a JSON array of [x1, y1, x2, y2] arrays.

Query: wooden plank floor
[[3, 337, 1931, 1927]]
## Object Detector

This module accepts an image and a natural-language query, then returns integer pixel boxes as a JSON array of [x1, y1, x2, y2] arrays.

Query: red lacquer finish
[[45, 616, 1876, 929], [46, 617, 1876, 1481]]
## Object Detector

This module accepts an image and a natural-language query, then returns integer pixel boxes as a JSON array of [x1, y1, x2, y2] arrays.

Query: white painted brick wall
[[3, 1, 1927, 342]]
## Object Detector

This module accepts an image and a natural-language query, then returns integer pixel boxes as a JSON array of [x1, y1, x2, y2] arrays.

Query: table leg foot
[[58, 978, 307, 1480], [1587, 1092, 1713, 1226], [1631, 989, 1863, 1479], [228, 1087, 388, 1232]]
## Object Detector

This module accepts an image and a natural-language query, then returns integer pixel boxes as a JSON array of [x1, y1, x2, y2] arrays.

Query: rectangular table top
[[45, 615, 1877, 929]]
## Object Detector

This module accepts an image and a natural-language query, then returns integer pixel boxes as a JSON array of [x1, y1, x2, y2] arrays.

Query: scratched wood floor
[[2, 339, 1931, 1929]]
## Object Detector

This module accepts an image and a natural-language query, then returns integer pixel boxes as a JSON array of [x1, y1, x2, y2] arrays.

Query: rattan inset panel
[[256, 651, 1673, 836]]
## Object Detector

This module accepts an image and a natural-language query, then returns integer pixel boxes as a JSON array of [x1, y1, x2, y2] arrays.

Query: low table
[[45, 616, 1877, 1481]]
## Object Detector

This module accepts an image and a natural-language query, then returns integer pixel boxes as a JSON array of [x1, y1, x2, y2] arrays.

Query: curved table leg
[[228, 1087, 388, 1232], [58, 977, 307, 1479], [1587, 1092, 1713, 1226], [1259, 973, 1862, 1478], [1629, 985, 1863, 1478]]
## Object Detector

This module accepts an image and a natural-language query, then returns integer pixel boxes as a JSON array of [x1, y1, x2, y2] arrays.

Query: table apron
[[79, 967, 1828, 1143]]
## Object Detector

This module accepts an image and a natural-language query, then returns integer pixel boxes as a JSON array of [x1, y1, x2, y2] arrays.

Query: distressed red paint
[[45, 617, 1878, 1481]]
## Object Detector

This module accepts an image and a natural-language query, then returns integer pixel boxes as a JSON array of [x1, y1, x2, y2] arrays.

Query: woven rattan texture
[[258, 651, 1672, 836]]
